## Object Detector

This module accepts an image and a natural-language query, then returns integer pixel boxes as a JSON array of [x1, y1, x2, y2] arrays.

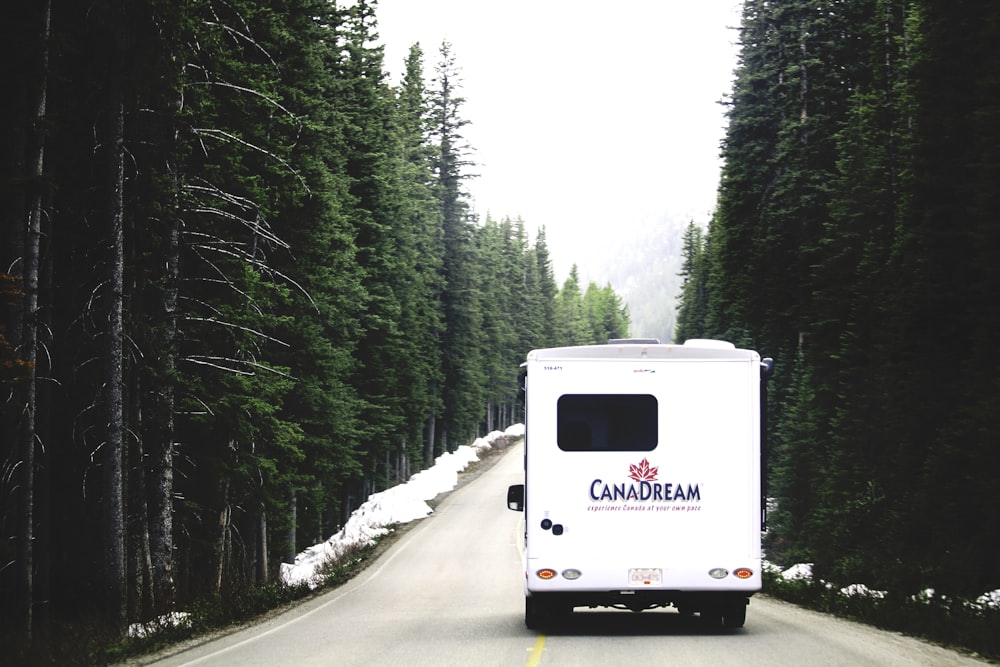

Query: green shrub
[[763, 567, 1000, 661]]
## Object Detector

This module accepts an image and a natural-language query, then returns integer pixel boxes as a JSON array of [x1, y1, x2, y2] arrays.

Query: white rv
[[507, 339, 773, 629]]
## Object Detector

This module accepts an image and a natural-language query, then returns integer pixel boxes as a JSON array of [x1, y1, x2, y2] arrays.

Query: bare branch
[[177, 294, 226, 323], [237, 358, 296, 379], [202, 14, 278, 70], [187, 245, 253, 303], [177, 391, 215, 416], [190, 243, 318, 313], [186, 80, 298, 126], [190, 128, 306, 189], [182, 356, 295, 379], [183, 181, 257, 212], [182, 356, 256, 376], [186, 206, 288, 249], [184, 317, 290, 347]]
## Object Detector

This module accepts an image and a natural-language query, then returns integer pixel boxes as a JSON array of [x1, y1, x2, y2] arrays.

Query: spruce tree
[[555, 265, 589, 346], [583, 282, 630, 343], [531, 227, 559, 347], [389, 42, 446, 474], [428, 40, 484, 448], [674, 222, 709, 342]]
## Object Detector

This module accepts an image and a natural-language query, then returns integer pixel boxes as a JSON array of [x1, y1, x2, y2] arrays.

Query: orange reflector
[[536, 568, 557, 580], [734, 567, 754, 579]]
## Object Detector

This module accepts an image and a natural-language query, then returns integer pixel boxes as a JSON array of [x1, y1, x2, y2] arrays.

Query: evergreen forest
[[0, 0, 631, 650], [675, 0, 1000, 606]]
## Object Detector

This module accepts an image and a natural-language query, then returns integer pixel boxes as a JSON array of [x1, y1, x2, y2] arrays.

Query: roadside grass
[[0, 538, 391, 666], [2, 437, 521, 666], [123, 540, 382, 666], [763, 568, 1000, 663]]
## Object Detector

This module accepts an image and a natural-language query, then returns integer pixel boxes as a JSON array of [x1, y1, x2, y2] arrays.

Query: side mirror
[[507, 484, 524, 512]]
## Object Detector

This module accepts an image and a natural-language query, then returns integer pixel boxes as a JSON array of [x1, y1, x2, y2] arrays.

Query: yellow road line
[[526, 634, 546, 667]]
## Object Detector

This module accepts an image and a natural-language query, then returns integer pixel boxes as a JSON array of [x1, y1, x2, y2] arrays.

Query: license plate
[[629, 568, 662, 585]]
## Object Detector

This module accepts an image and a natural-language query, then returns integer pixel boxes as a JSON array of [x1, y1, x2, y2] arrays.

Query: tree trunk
[[126, 367, 153, 620], [397, 441, 409, 482], [129, 452, 154, 622], [285, 488, 297, 564], [103, 65, 127, 635], [149, 196, 180, 615], [425, 412, 436, 468], [256, 506, 268, 585], [799, 19, 809, 133], [214, 480, 231, 595], [14, 0, 52, 643]]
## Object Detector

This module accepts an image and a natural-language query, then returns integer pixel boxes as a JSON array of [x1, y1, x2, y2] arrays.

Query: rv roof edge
[[607, 338, 660, 345], [682, 338, 736, 350]]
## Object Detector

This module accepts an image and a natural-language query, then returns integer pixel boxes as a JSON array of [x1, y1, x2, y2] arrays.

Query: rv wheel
[[525, 597, 543, 630], [525, 596, 570, 629], [700, 609, 723, 627], [722, 601, 747, 628]]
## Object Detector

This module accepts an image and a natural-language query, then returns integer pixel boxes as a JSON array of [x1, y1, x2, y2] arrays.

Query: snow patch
[[771, 564, 999, 612], [840, 583, 886, 599], [279, 425, 523, 589], [975, 589, 1000, 610], [780, 562, 814, 581]]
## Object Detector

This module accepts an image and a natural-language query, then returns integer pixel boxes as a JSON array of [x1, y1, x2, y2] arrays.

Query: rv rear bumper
[[525, 588, 755, 614]]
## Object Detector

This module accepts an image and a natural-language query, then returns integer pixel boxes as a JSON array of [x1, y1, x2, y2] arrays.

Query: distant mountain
[[569, 213, 695, 344]]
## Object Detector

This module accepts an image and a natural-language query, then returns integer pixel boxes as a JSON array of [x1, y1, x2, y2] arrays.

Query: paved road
[[139, 442, 990, 667]]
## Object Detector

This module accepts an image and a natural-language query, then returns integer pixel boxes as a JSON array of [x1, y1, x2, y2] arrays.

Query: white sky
[[376, 1, 743, 280]]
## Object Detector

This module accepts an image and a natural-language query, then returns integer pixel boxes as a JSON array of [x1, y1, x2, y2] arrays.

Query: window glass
[[556, 394, 658, 451]]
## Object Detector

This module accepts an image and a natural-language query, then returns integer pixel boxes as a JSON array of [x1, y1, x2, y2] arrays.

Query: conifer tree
[[555, 265, 589, 346], [260, 0, 365, 545], [428, 40, 484, 448], [674, 222, 709, 342], [681, 0, 1000, 598], [389, 42, 446, 474], [583, 282, 630, 343], [531, 227, 559, 347], [334, 0, 415, 494]]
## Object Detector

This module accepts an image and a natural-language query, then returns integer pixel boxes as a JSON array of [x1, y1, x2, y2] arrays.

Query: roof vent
[[608, 338, 660, 345]]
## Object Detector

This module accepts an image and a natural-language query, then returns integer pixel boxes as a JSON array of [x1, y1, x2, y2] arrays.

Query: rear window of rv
[[556, 394, 657, 451]]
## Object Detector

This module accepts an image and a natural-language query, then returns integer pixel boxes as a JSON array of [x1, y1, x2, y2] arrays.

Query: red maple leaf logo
[[628, 458, 659, 483]]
